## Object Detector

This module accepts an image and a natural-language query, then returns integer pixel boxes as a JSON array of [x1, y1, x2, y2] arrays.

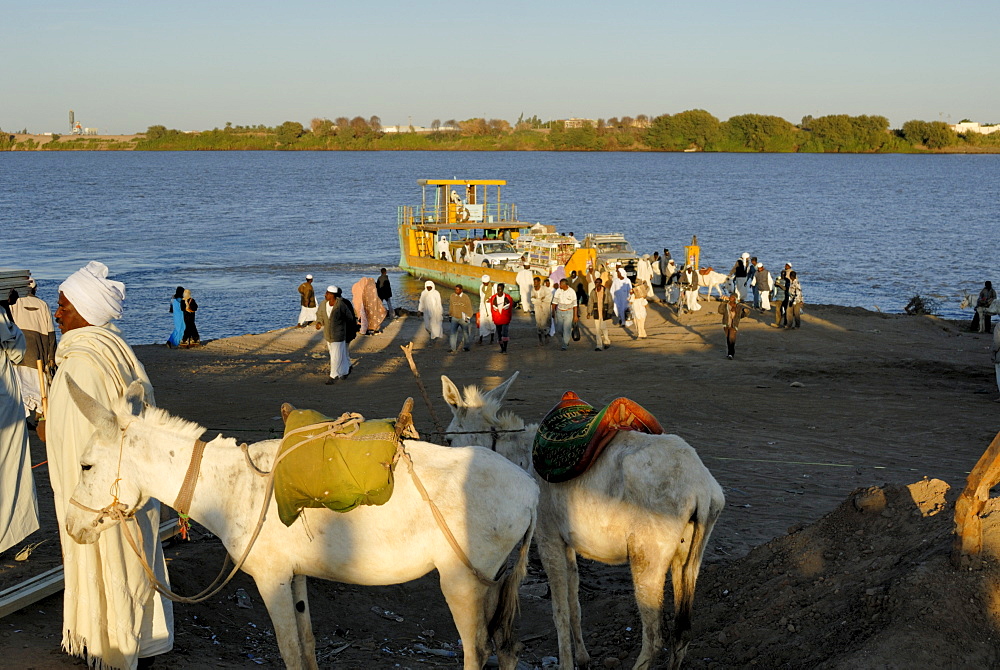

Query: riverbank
[[6, 132, 1000, 153], [3, 298, 999, 667]]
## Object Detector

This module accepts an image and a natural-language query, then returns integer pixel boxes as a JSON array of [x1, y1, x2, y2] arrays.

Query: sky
[[2, 0, 996, 135]]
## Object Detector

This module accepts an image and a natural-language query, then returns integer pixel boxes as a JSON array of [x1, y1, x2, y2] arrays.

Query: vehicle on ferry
[[397, 179, 596, 300]]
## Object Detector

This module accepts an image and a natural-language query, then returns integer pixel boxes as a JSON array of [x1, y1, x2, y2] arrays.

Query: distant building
[[950, 121, 1000, 135], [562, 118, 598, 129], [381, 125, 457, 133]]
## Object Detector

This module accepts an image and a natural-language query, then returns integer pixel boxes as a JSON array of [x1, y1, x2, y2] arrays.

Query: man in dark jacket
[[588, 277, 614, 351], [315, 286, 358, 384], [376, 268, 393, 319]]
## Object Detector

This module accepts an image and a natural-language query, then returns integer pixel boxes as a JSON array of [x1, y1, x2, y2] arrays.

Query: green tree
[[276, 121, 304, 145], [646, 109, 721, 150], [720, 114, 798, 152], [902, 120, 956, 149]]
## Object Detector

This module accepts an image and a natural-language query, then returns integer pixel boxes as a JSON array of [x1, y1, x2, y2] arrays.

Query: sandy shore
[[3, 296, 998, 667]]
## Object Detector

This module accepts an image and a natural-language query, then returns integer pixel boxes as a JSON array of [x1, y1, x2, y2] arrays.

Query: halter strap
[[172, 439, 208, 539]]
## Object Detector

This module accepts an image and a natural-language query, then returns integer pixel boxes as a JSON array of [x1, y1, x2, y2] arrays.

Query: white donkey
[[64, 380, 537, 670], [697, 269, 731, 300], [442, 373, 725, 670]]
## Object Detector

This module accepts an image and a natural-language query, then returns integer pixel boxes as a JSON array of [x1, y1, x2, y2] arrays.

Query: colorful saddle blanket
[[532, 392, 664, 483], [274, 409, 399, 527]]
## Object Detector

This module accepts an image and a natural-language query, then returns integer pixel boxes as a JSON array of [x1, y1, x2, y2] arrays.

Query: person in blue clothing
[[167, 286, 184, 348]]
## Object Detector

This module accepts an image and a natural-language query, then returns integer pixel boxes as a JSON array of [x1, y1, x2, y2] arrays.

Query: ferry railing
[[397, 203, 520, 226]]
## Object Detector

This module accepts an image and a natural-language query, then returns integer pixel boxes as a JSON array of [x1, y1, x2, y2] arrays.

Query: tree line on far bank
[[3, 111, 998, 152]]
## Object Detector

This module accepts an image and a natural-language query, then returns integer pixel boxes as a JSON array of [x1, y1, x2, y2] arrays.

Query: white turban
[[424, 281, 434, 289], [327, 285, 339, 294], [59, 261, 125, 326], [481, 274, 490, 283]]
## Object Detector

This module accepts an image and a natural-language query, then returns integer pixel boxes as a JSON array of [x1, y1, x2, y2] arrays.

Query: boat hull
[[399, 252, 522, 301]]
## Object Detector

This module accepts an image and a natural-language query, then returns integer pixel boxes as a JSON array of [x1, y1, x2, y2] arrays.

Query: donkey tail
[[487, 506, 537, 666]]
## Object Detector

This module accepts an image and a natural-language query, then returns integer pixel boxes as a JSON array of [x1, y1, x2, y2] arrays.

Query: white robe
[[478, 284, 495, 336], [636, 259, 653, 285], [48, 325, 173, 670], [0, 311, 39, 554], [436, 237, 452, 261], [515, 269, 533, 312], [418, 288, 444, 339], [610, 272, 632, 322]]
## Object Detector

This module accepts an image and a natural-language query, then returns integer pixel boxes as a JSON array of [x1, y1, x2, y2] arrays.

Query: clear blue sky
[[2, 0, 995, 134]]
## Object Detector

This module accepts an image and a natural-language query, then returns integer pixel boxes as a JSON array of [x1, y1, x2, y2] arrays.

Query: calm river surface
[[1, 151, 996, 344]]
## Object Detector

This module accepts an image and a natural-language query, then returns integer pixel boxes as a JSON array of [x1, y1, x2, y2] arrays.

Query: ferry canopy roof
[[418, 179, 507, 186]]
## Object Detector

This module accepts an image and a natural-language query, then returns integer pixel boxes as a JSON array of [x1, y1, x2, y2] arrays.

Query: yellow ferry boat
[[397, 179, 595, 300]]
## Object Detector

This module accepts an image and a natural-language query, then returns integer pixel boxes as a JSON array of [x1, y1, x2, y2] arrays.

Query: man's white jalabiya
[[48, 261, 173, 670]]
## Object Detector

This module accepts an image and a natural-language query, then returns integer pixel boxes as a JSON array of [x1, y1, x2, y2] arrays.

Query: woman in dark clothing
[[181, 289, 199, 346]]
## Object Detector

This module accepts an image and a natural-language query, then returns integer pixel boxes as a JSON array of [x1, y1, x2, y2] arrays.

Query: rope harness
[[68, 399, 498, 601], [427, 427, 526, 452]]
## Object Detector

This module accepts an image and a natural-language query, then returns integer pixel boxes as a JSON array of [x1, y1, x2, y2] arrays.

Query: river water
[[1, 151, 996, 344]]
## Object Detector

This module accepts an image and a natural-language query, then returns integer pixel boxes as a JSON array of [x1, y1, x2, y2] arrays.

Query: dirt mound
[[682, 479, 1000, 669]]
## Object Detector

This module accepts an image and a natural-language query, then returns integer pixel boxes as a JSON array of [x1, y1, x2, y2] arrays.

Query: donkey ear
[[65, 375, 119, 440], [123, 381, 146, 417], [441, 375, 464, 410], [484, 371, 519, 405]]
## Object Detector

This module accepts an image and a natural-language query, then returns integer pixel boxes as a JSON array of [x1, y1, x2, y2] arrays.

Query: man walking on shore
[[588, 277, 613, 351], [10, 278, 56, 424], [315, 285, 358, 384], [448, 284, 473, 352], [530, 276, 552, 345], [376, 268, 394, 318], [551, 278, 579, 350], [489, 283, 514, 354], [515, 262, 533, 313], [297, 274, 317, 327]]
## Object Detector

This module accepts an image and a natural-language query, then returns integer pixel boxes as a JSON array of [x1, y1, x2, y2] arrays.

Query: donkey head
[[64, 378, 149, 544]]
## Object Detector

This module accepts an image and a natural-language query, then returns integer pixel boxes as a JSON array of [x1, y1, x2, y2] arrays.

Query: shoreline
[[6, 134, 1000, 153]]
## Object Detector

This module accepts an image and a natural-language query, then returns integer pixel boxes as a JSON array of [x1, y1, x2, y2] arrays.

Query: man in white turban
[[478, 274, 495, 343], [1, 290, 39, 555], [39, 261, 174, 670], [315, 285, 358, 384], [417, 280, 444, 341]]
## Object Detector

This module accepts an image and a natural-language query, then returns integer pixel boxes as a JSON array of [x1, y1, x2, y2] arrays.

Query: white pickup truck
[[467, 240, 524, 269]]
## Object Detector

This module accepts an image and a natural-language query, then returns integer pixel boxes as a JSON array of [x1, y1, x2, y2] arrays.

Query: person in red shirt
[[489, 283, 515, 354]]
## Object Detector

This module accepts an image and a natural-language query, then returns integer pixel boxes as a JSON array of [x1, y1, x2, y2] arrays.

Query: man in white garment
[[515, 262, 533, 313], [1, 291, 39, 555], [530, 276, 552, 345], [436, 236, 452, 261], [417, 280, 444, 341], [478, 275, 495, 344], [10, 278, 56, 424], [38, 261, 173, 670], [681, 264, 702, 313], [315, 285, 356, 384], [636, 254, 654, 289]]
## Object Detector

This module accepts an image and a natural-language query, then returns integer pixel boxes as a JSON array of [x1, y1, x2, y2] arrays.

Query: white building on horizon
[[950, 121, 1000, 135]]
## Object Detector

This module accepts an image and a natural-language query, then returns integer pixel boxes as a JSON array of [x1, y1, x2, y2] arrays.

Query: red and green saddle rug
[[532, 391, 664, 483]]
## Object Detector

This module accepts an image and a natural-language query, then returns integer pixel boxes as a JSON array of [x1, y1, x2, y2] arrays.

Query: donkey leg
[[438, 567, 489, 670], [255, 575, 314, 670], [628, 541, 669, 670], [564, 546, 591, 668], [291, 574, 318, 668], [537, 533, 588, 669]]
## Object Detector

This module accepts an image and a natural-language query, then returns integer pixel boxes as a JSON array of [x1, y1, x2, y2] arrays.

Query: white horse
[[64, 380, 537, 670], [697, 269, 731, 300], [441, 373, 725, 670]]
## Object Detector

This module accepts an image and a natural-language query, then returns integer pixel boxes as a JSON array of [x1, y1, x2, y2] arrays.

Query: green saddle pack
[[532, 391, 664, 483], [274, 409, 399, 527]]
